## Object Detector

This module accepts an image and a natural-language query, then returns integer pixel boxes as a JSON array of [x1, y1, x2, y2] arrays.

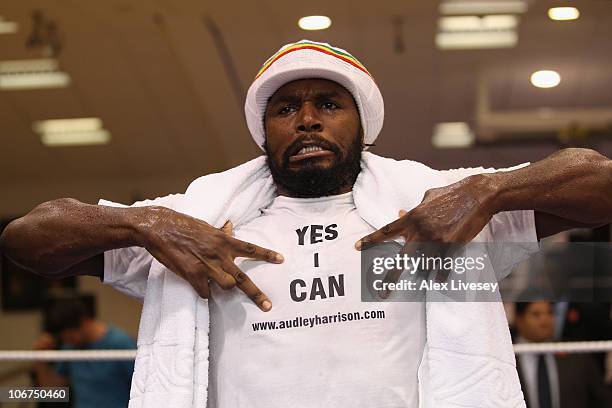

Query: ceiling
[[1, 0, 611, 217]]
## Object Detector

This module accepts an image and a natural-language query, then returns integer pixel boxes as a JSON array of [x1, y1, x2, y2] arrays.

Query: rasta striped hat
[[245, 40, 384, 150]]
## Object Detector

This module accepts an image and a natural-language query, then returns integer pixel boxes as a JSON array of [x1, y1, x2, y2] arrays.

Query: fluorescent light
[[481, 15, 518, 30], [0, 20, 18, 34], [436, 14, 519, 50], [33, 118, 103, 134], [33, 118, 111, 146], [298, 16, 332, 30], [436, 31, 517, 49], [439, 1, 528, 15], [0, 72, 70, 90], [439, 15, 518, 31], [0, 59, 71, 90], [548, 7, 580, 21], [530, 70, 561, 88], [432, 122, 475, 148], [40, 130, 111, 146], [0, 59, 60, 73]]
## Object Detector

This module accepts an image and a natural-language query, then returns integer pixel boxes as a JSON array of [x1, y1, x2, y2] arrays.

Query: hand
[[355, 175, 497, 295], [34, 333, 56, 350], [356, 174, 498, 249], [142, 207, 284, 311]]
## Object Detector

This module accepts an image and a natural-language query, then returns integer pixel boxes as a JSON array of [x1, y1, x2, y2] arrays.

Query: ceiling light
[[298, 16, 332, 31], [432, 122, 475, 148], [0, 59, 71, 90], [439, 1, 528, 15], [436, 31, 517, 49], [33, 118, 103, 134], [0, 72, 70, 90], [436, 14, 519, 50], [40, 130, 111, 146], [33, 118, 111, 146], [548, 7, 580, 21], [0, 16, 18, 34], [530, 70, 561, 88], [0, 59, 59, 73], [439, 15, 518, 31]]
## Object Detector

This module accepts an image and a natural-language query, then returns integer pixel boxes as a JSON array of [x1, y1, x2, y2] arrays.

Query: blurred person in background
[[514, 301, 612, 408], [33, 297, 135, 408]]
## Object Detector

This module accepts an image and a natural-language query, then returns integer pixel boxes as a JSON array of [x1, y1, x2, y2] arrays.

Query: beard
[[264, 132, 363, 198]]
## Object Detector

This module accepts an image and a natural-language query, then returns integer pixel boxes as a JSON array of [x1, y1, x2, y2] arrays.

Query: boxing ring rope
[[0, 350, 136, 362], [0, 341, 611, 361]]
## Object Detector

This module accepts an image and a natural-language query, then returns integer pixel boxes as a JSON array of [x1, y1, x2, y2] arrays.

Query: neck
[[275, 183, 353, 197]]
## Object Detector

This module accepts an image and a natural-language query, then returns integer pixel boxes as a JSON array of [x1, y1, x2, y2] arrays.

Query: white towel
[[126, 152, 526, 408]]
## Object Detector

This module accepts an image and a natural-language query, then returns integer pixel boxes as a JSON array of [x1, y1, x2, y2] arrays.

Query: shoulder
[[103, 326, 136, 348], [363, 153, 530, 185]]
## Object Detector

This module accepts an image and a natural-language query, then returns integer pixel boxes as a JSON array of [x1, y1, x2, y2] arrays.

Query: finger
[[207, 266, 237, 290], [399, 209, 407, 217], [355, 217, 406, 250], [193, 277, 210, 299], [231, 238, 284, 263], [378, 241, 420, 299], [402, 239, 450, 282], [221, 220, 233, 236], [223, 261, 272, 312]]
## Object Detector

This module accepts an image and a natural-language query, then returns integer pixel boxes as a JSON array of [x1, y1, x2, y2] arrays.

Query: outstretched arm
[[0, 198, 284, 311], [357, 147, 612, 248], [487, 148, 612, 238], [0, 198, 146, 278]]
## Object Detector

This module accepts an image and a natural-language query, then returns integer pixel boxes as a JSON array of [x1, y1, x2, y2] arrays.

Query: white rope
[[0, 350, 136, 362], [0, 341, 610, 361], [513, 340, 612, 354]]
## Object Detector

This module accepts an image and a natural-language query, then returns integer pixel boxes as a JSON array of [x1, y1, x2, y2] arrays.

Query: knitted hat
[[245, 40, 384, 150]]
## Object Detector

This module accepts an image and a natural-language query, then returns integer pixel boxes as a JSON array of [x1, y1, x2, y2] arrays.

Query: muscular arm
[[0, 198, 152, 278], [0, 197, 283, 310], [358, 148, 612, 250], [486, 148, 612, 238]]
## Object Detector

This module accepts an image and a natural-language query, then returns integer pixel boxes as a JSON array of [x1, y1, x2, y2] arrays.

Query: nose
[[296, 102, 322, 133]]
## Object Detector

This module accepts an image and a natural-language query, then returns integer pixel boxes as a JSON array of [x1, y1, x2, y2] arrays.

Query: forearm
[[485, 148, 612, 224], [0, 198, 159, 277]]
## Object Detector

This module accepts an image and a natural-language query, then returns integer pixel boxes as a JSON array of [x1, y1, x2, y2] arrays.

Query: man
[[514, 301, 612, 407], [33, 297, 136, 408], [1, 40, 611, 407]]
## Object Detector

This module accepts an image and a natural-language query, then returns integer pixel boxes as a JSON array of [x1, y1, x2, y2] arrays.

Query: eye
[[321, 101, 339, 111], [279, 105, 297, 115]]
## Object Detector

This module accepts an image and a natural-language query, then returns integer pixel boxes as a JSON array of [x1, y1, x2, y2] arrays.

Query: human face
[[59, 327, 87, 347], [263, 78, 363, 198], [515, 302, 555, 342]]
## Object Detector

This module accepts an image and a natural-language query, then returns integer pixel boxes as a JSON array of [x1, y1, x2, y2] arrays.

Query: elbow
[[558, 147, 609, 165], [0, 217, 25, 256], [0, 198, 78, 274], [573, 148, 612, 219]]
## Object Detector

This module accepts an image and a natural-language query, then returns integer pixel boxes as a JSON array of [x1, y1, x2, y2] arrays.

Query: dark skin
[[1, 78, 611, 313], [0, 201, 283, 312], [264, 78, 362, 196], [355, 149, 612, 250]]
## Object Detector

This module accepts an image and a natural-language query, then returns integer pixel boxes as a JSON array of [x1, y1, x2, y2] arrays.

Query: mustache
[[283, 135, 340, 164]]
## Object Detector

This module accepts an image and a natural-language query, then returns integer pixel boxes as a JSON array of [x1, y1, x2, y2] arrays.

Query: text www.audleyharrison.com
[[252, 309, 386, 332]]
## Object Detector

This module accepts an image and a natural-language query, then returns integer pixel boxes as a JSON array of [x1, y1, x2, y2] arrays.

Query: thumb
[[398, 209, 408, 218], [221, 220, 234, 236]]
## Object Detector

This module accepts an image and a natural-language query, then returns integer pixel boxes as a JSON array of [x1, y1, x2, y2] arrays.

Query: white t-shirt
[[208, 192, 426, 408], [100, 167, 539, 408]]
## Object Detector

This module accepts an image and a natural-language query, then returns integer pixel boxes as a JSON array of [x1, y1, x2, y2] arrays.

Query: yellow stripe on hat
[[255, 41, 371, 79]]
